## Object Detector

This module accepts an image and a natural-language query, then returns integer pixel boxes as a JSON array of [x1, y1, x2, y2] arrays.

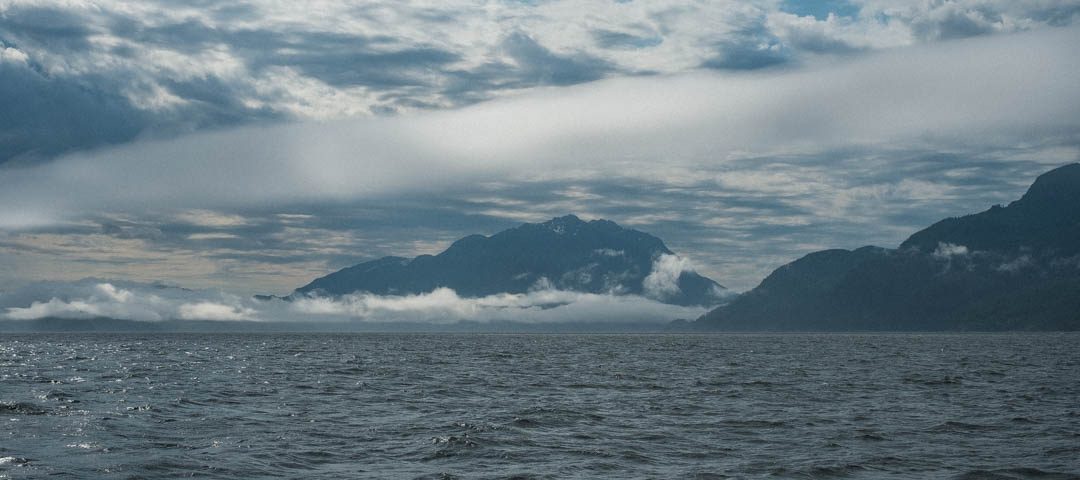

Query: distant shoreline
[[3, 318, 1076, 334]]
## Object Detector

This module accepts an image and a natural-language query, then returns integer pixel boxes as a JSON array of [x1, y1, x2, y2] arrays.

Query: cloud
[[2, 0, 1078, 163], [0, 280, 703, 324], [766, 12, 869, 54], [933, 242, 970, 259], [2, 143, 1076, 294], [0, 40, 152, 164], [178, 301, 256, 321], [175, 210, 249, 227], [701, 19, 791, 70], [187, 233, 239, 241], [3, 26, 1077, 227], [997, 255, 1033, 273], [288, 286, 703, 324], [594, 249, 625, 257], [1, 25, 1078, 292], [2, 282, 168, 321], [495, 32, 617, 86], [854, 0, 1080, 41], [643, 254, 694, 300], [0, 280, 259, 322]]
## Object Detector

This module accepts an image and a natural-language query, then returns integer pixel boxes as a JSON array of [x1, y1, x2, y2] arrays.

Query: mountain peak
[[1015, 162, 1080, 209], [541, 214, 585, 234], [547, 214, 584, 224], [509, 215, 627, 238], [900, 162, 1080, 255]]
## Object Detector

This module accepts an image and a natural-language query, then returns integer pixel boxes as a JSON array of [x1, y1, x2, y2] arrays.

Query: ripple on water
[[0, 333, 1077, 478], [0, 401, 49, 415], [952, 467, 1080, 480]]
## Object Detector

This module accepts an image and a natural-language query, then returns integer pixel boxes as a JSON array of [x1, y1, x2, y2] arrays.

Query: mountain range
[[692, 163, 1080, 331], [8, 165, 1076, 332], [291, 215, 727, 307]]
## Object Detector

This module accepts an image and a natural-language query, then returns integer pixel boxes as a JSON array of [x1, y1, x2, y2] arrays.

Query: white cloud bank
[[0, 280, 705, 324], [289, 287, 704, 324], [643, 254, 695, 300], [1, 26, 1078, 229], [1, 282, 257, 322], [932, 242, 970, 259]]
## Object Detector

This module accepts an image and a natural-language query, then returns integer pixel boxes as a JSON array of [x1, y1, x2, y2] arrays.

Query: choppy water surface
[[1, 333, 1078, 479]]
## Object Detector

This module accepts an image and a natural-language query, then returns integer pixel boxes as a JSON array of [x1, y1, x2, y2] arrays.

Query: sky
[[1, 0, 1080, 322]]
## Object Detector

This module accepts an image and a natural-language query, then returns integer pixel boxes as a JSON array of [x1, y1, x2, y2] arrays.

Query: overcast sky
[[2, 0, 1079, 301]]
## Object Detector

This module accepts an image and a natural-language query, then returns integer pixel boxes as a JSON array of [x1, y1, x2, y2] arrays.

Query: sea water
[[1, 333, 1078, 479]]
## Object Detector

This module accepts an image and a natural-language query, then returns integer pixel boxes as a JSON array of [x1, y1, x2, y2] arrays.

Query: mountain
[[901, 163, 1080, 256], [292, 215, 726, 307], [694, 163, 1080, 331]]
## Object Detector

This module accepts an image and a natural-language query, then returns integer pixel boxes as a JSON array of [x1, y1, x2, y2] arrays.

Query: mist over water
[[2, 333, 1078, 479]]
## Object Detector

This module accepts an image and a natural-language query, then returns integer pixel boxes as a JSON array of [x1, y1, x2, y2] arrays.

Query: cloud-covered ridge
[[0, 280, 705, 325]]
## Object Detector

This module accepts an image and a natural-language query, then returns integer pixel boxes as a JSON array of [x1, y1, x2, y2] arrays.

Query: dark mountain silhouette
[[695, 163, 1080, 331], [293, 215, 726, 307], [902, 163, 1080, 256]]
